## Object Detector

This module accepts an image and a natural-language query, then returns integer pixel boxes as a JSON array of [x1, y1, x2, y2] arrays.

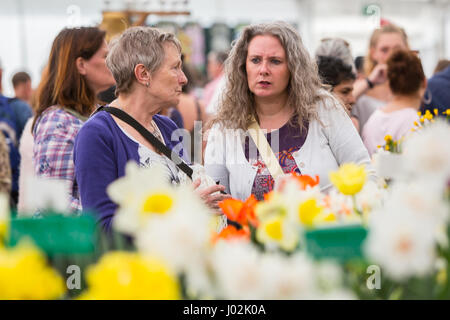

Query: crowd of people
[[0, 21, 448, 231]]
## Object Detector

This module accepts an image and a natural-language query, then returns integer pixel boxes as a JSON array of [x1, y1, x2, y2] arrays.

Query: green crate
[[8, 214, 97, 256], [305, 224, 368, 262]]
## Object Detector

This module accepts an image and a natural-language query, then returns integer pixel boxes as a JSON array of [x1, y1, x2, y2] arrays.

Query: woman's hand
[[368, 63, 388, 85], [352, 64, 388, 100], [193, 178, 231, 211]]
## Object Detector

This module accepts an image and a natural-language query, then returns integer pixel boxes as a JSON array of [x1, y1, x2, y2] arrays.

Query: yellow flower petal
[[329, 163, 367, 195], [80, 252, 180, 300], [141, 193, 173, 215], [298, 199, 323, 227]]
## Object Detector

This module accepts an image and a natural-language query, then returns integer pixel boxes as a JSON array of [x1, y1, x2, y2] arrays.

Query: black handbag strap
[[97, 106, 193, 179]]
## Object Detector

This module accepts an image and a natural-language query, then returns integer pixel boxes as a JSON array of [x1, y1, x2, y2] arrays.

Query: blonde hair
[[213, 21, 327, 131], [363, 24, 409, 76]]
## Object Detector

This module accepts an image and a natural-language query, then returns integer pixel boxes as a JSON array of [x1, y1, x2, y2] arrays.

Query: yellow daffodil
[[0, 241, 66, 299], [424, 110, 433, 120], [256, 216, 298, 252], [297, 198, 336, 227], [0, 194, 9, 243], [298, 198, 323, 227], [384, 135, 392, 142], [254, 192, 288, 221], [433, 109, 438, 116], [329, 163, 367, 195], [79, 251, 180, 300]]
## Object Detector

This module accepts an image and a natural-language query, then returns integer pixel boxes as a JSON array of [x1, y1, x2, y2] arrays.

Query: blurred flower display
[[1, 119, 449, 300]]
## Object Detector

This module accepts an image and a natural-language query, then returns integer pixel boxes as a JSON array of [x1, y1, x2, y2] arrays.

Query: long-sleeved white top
[[204, 95, 375, 200]]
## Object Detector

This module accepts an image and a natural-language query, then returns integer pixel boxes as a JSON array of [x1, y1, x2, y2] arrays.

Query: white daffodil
[[210, 241, 348, 300], [209, 241, 264, 299], [387, 182, 449, 228], [323, 190, 358, 222], [258, 252, 317, 299], [402, 120, 450, 187], [108, 162, 193, 235], [281, 183, 330, 226], [365, 208, 437, 281], [20, 176, 70, 216], [354, 180, 386, 221], [135, 187, 211, 273], [256, 214, 299, 252], [107, 161, 168, 209], [253, 193, 299, 251]]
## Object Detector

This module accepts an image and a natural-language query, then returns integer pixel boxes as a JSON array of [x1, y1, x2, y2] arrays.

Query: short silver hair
[[106, 26, 181, 95], [315, 38, 355, 72]]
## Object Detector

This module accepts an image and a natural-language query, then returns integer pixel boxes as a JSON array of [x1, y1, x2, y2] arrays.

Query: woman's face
[[246, 35, 290, 102], [332, 79, 355, 112], [371, 32, 407, 65], [82, 41, 115, 94], [148, 42, 187, 108]]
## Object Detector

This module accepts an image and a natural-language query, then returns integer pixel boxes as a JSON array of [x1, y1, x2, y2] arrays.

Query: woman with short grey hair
[[204, 21, 375, 201], [74, 26, 229, 232]]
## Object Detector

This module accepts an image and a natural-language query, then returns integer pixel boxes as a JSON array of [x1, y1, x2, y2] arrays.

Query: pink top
[[202, 76, 222, 107], [362, 108, 419, 156]]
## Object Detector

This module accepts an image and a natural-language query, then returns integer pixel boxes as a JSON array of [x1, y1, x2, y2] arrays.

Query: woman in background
[[363, 49, 425, 156], [351, 24, 409, 134], [316, 55, 358, 130], [32, 27, 115, 212], [176, 60, 208, 163]]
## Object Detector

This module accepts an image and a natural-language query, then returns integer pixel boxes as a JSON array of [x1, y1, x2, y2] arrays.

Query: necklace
[[150, 119, 165, 145]]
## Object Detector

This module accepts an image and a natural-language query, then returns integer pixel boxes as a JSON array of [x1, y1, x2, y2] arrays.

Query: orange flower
[[278, 172, 320, 191], [291, 173, 320, 190], [218, 195, 259, 227], [241, 195, 259, 227], [211, 225, 250, 244]]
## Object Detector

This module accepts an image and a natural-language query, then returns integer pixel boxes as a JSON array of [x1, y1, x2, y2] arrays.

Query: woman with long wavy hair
[[32, 27, 115, 212], [204, 21, 374, 201]]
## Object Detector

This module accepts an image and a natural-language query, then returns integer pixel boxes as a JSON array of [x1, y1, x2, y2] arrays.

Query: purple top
[[73, 108, 186, 232], [244, 118, 309, 200]]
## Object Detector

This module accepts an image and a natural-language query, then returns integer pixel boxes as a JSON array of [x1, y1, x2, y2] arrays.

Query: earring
[[146, 82, 150, 87]]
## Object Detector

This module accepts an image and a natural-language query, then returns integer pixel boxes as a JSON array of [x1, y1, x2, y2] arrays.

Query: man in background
[[422, 64, 450, 117], [12, 71, 33, 105], [0, 58, 33, 207]]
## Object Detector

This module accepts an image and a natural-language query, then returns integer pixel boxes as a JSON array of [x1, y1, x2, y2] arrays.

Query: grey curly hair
[[212, 21, 327, 131]]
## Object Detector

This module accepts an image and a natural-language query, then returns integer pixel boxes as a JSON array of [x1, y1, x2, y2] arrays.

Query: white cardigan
[[204, 97, 375, 200]]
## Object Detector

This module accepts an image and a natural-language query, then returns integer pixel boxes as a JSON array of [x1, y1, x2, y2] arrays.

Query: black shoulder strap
[[98, 106, 193, 179]]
